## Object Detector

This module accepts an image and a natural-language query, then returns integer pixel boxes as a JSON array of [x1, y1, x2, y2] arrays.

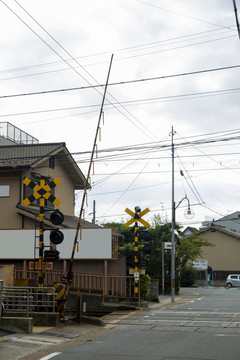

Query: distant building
[[201, 211, 240, 236], [182, 226, 198, 238]]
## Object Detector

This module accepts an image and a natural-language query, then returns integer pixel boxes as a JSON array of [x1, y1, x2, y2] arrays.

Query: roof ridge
[[0, 142, 65, 149]]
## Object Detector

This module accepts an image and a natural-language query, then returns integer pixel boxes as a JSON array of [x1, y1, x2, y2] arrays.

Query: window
[[0, 185, 10, 197], [49, 156, 55, 169]]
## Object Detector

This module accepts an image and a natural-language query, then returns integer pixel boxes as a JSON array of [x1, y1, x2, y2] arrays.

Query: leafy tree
[[102, 215, 213, 294]]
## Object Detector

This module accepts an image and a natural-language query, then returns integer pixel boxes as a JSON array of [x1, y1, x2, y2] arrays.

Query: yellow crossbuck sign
[[124, 207, 150, 228], [23, 177, 61, 206]]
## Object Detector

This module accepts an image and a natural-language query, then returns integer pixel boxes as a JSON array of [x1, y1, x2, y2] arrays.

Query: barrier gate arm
[[54, 55, 114, 316]]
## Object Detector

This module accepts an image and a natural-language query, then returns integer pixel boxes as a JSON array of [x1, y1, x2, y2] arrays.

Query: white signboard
[[164, 242, 172, 249], [193, 259, 208, 270], [0, 228, 112, 259]]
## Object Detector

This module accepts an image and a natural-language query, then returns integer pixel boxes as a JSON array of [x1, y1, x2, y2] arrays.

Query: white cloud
[[0, 0, 240, 227]]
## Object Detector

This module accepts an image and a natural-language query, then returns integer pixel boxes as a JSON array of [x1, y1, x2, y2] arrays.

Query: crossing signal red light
[[50, 211, 64, 225], [50, 229, 64, 245]]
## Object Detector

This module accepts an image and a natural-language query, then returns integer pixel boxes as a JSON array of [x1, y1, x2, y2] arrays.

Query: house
[[201, 211, 240, 236], [193, 224, 240, 286], [182, 226, 197, 238], [0, 122, 125, 286]]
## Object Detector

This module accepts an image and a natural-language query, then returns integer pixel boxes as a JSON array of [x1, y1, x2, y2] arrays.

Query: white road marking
[[39, 352, 62, 360]]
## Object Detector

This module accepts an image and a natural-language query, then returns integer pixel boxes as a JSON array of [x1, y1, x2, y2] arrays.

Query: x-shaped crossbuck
[[23, 177, 61, 206], [124, 207, 150, 228]]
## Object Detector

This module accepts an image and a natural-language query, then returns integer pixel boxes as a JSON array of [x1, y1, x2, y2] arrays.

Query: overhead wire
[[1, 64, 240, 100], [11, 0, 159, 142], [0, 0, 157, 142], [0, 28, 235, 81], [133, 0, 237, 30]]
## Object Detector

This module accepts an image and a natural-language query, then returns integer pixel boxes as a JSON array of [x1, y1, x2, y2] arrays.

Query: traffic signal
[[44, 249, 59, 261], [50, 229, 64, 245], [50, 210, 64, 225], [142, 231, 152, 255], [49, 210, 64, 245]]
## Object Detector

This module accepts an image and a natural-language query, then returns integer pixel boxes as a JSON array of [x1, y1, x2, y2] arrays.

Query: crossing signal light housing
[[142, 231, 152, 242], [143, 244, 152, 254], [50, 210, 64, 225], [142, 230, 152, 254], [49, 210, 64, 245], [50, 229, 64, 245], [44, 249, 59, 261]]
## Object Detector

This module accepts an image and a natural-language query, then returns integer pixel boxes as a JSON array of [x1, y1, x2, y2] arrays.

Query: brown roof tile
[[0, 143, 65, 169]]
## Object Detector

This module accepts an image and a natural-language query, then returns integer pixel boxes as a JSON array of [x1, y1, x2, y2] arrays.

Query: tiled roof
[[0, 143, 65, 169]]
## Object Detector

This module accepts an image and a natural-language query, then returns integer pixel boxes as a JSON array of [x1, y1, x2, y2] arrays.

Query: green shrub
[[140, 274, 151, 299], [180, 266, 196, 287]]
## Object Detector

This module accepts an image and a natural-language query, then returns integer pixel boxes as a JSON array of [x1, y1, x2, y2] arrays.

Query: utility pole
[[171, 126, 175, 303], [92, 200, 96, 225]]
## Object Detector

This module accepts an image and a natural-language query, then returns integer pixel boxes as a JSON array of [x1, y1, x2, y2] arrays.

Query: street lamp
[[171, 194, 194, 303]]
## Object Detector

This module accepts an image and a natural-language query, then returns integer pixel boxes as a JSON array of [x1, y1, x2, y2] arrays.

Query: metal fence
[[14, 268, 137, 300], [2, 286, 56, 316]]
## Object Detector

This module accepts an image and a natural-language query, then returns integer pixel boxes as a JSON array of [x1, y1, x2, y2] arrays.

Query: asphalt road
[[44, 287, 240, 360]]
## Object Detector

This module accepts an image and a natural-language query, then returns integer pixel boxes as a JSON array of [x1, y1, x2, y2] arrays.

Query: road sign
[[193, 259, 208, 270], [29, 261, 53, 270], [23, 177, 61, 206], [124, 207, 150, 228]]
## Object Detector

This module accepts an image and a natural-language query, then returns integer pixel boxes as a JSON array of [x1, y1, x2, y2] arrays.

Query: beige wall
[[25, 157, 76, 216], [0, 156, 78, 229], [200, 229, 240, 271], [0, 171, 23, 228]]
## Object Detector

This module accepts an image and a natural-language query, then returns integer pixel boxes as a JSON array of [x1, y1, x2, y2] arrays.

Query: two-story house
[[0, 123, 125, 287]]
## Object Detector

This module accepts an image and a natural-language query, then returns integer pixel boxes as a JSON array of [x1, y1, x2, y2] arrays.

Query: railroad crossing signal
[[124, 206, 150, 299], [23, 177, 61, 206], [124, 207, 150, 228], [23, 176, 62, 291]]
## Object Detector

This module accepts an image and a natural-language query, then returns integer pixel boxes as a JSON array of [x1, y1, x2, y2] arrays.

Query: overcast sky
[[0, 0, 240, 228]]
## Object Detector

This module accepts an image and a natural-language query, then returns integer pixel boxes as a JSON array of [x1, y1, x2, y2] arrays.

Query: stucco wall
[[0, 155, 78, 229], [200, 229, 240, 271], [0, 172, 23, 228]]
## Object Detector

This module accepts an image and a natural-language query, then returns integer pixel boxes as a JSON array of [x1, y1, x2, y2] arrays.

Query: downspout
[[16, 171, 24, 228]]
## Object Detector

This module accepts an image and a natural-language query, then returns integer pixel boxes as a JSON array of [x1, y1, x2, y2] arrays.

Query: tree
[[102, 215, 213, 293]]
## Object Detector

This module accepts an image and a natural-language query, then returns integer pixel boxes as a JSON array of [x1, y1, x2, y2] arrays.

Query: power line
[[0, 29, 235, 82], [1, 64, 240, 100], [133, 0, 237, 30], [1, 1, 158, 142]]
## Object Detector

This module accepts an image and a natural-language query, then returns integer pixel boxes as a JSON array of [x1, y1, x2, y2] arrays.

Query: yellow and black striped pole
[[124, 206, 150, 300], [134, 215, 139, 297], [38, 176, 45, 291]]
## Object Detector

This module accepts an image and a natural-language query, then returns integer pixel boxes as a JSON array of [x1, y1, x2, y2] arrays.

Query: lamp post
[[171, 126, 194, 303]]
